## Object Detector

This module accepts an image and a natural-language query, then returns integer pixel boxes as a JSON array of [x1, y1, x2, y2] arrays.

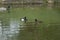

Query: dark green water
[[0, 4, 60, 40]]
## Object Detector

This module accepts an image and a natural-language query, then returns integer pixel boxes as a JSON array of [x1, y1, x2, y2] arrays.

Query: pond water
[[0, 3, 60, 40]]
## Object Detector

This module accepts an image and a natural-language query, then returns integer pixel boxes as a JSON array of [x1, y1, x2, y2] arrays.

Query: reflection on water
[[0, 18, 24, 40]]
